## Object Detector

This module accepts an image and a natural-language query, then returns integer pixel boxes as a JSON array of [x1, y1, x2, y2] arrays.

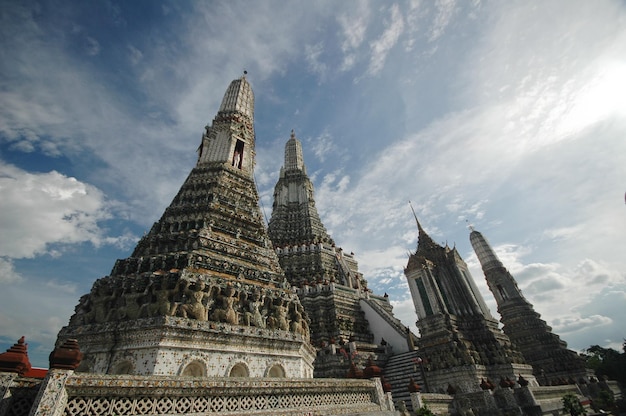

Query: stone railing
[[0, 373, 41, 416], [411, 392, 454, 415], [13, 370, 395, 416], [527, 384, 586, 414]]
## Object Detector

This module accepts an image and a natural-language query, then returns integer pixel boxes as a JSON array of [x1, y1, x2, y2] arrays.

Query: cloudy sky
[[1, 0, 625, 368]]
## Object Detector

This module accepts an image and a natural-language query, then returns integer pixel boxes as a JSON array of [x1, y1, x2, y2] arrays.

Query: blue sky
[[1, 0, 625, 368]]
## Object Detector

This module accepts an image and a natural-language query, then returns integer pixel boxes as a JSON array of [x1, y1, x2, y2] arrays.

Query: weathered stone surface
[[56, 75, 314, 378], [25, 372, 396, 416], [470, 228, 589, 384], [405, 218, 536, 394], [267, 131, 412, 380]]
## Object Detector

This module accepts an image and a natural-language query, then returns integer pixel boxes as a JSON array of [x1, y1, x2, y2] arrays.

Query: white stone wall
[[359, 299, 409, 353], [68, 317, 315, 379]]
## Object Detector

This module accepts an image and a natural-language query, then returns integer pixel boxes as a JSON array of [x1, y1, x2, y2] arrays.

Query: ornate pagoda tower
[[267, 130, 363, 290], [268, 131, 413, 377], [56, 75, 315, 378], [405, 217, 535, 393], [470, 228, 588, 384]]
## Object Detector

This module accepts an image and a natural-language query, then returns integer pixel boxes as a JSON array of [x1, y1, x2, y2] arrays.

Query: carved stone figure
[[268, 299, 289, 331], [178, 279, 210, 321], [140, 278, 179, 317], [91, 282, 117, 323], [244, 291, 266, 328], [69, 295, 92, 325], [118, 281, 148, 320], [290, 310, 308, 339], [211, 285, 239, 325]]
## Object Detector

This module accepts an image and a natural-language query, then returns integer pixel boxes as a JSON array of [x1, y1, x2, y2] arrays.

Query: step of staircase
[[382, 350, 425, 412]]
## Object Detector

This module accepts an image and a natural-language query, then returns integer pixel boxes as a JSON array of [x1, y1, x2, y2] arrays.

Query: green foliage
[[591, 390, 615, 412], [584, 342, 626, 384], [562, 393, 586, 416], [415, 405, 435, 416]]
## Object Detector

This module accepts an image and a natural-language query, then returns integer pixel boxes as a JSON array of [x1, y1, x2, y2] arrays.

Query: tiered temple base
[[58, 315, 315, 378]]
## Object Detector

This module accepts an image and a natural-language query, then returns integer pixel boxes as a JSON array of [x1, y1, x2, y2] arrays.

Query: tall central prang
[[56, 75, 315, 378]]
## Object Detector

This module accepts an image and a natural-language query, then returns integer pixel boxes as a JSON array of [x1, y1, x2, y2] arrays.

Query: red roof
[[23, 367, 48, 378]]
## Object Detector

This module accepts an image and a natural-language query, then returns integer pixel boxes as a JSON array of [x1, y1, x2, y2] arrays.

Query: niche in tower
[[497, 284, 509, 300], [232, 140, 244, 169]]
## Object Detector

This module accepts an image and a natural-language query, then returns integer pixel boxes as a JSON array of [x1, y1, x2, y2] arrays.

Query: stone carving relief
[[177, 278, 214, 321], [67, 272, 311, 339], [210, 285, 239, 325]]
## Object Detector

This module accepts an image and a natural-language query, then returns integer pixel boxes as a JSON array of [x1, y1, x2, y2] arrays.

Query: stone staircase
[[383, 350, 425, 411]]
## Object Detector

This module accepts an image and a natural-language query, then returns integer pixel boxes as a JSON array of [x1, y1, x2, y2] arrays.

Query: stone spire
[[469, 229, 526, 304], [406, 217, 492, 319], [268, 130, 334, 249], [218, 73, 254, 119], [58, 76, 315, 378], [197, 74, 256, 176], [404, 218, 534, 393], [268, 131, 411, 378], [284, 129, 305, 172], [470, 228, 588, 384], [409, 203, 440, 255]]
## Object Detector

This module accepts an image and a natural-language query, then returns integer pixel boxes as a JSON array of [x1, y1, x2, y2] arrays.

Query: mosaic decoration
[[55, 75, 315, 377]]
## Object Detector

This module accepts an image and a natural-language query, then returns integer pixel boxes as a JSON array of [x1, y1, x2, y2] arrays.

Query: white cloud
[[84, 36, 100, 56], [307, 130, 336, 163], [0, 163, 128, 259], [390, 297, 419, 336], [45, 279, 78, 295], [0, 258, 22, 283], [337, 1, 370, 71], [368, 4, 404, 75], [428, 0, 456, 42], [338, 2, 369, 51], [127, 44, 143, 65], [357, 246, 407, 280], [552, 314, 613, 335], [305, 42, 328, 80], [541, 226, 582, 242]]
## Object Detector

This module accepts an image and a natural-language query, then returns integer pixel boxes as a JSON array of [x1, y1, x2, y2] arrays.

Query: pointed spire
[[469, 228, 504, 272], [218, 75, 254, 120], [284, 129, 305, 172], [409, 201, 438, 251], [197, 75, 256, 174]]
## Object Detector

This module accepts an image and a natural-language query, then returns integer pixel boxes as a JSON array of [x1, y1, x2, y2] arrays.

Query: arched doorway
[[228, 362, 249, 377], [266, 364, 286, 378], [181, 360, 206, 377]]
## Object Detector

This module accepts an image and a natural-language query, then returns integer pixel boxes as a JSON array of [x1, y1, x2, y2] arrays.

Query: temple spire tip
[[408, 201, 424, 233]]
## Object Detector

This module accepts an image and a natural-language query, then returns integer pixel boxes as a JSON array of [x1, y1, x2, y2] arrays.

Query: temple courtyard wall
[[1, 370, 395, 416]]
